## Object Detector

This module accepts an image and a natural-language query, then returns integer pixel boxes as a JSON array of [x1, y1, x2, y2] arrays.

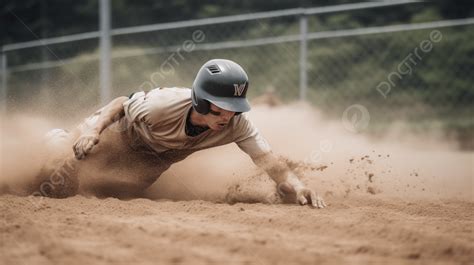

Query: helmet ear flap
[[191, 89, 210, 114]]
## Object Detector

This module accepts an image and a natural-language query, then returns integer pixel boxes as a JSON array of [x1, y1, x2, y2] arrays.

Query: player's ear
[[192, 89, 210, 114]]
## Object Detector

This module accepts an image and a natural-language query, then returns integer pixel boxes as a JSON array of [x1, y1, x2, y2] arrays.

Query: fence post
[[1, 52, 7, 113], [299, 14, 308, 101], [99, 0, 111, 105]]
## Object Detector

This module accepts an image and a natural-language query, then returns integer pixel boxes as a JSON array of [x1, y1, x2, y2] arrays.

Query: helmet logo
[[233, 83, 246, 96]]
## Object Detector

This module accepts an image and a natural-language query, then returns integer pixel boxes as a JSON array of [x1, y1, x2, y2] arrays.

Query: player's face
[[205, 103, 235, 131]]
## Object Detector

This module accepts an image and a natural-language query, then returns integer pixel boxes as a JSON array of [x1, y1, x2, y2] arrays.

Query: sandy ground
[[1, 104, 473, 264], [1, 194, 473, 265]]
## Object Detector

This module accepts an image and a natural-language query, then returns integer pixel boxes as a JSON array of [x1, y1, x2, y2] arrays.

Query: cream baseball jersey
[[122, 87, 271, 161]]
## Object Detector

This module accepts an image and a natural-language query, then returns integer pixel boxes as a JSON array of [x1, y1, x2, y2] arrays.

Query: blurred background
[[1, 0, 473, 149]]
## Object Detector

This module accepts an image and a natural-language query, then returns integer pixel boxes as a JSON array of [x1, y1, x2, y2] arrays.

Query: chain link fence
[[2, 3, 473, 147]]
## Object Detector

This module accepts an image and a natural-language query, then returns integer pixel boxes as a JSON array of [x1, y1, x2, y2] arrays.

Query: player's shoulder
[[147, 87, 191, 100], [144, 87, 192, 122], [145, 87, 190, 106], [227, 112, 259, 142], [230, 112, 253, 130]]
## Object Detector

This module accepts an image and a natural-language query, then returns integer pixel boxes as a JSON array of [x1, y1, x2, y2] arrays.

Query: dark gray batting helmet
[[191, 59, 251, 114]]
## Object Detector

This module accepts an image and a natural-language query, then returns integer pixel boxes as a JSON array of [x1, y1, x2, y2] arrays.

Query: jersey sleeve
[[123, 88, 177, 130], [233, 114, 272, 160], [123, 91, 155, 126]]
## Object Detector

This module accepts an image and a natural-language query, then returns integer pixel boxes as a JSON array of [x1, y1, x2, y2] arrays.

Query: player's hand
[[278, 182, 326, 209], [295, 187, 326, 208], [73, 132, 99, 160]]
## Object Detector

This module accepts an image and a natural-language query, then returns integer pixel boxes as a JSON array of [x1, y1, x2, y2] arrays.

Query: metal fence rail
[[1, 0, 422, 110], [6, 18, 474, 73]]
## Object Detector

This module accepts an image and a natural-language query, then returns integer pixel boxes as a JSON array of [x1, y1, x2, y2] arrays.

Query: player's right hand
[[73, 132, 99, 160]]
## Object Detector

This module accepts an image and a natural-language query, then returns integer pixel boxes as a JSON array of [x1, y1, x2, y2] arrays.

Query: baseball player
[[37, 59, 326, 208]]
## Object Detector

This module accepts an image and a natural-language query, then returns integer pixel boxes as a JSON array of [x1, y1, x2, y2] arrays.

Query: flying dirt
[[1, 103, 473, 265]]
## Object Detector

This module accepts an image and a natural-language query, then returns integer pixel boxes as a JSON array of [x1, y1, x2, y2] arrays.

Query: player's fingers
[[73, 139, 85, 160], [297, 193, 308, 205], [309, 191, 317, 208], [76, 149, 84, 160], [310, 191, 323, 208], [84, 139, 96, 153], [321, 198, 327, 208], [75, 151, 83, 160], [317, 196, 324, 209], [73, 141, 80, 159]]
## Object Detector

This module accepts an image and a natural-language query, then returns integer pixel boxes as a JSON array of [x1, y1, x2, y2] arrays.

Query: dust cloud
[[0, 115, 55, 195], [0, 103, 472, 202], [146, 103, 473, 202]]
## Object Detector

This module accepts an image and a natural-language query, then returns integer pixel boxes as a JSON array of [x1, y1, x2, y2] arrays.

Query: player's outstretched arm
[[73, 96, 128, 160], [254, 153, 327, 208], [236, 128, 326, 208]]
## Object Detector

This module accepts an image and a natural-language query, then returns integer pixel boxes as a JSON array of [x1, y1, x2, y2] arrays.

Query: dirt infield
[[1, 194, 473, 265], [1, 104, 473, 264]]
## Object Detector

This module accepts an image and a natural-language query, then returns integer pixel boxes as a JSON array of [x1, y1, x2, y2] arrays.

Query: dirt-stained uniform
[[39, 87, 271, 197]]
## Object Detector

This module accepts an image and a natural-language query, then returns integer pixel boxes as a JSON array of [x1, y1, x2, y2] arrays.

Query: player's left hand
[[278, 182, 327, 209], [73, 132, 99, 160], [295, 187, 326, 208]]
